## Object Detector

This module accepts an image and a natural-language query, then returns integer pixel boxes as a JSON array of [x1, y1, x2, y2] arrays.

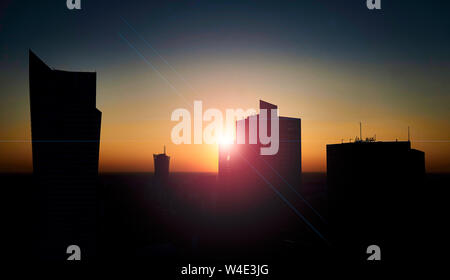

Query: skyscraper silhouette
[[154, 145, 170, 184], [219, 100, 301, 190], [326, 140, 425, 260], [217, 101, 304, 242], [29, 50, 102, 260]]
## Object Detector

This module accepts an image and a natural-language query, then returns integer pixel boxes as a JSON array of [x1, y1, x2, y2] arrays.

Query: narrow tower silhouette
[[153, 145, 170, 184]]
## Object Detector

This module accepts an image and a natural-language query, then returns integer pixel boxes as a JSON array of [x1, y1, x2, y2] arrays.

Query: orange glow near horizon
[[0, 53, 449, 173], [1, 118, 449, 174]]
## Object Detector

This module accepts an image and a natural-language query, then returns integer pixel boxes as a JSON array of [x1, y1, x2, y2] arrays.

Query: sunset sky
[[0, 0, 449, 173]]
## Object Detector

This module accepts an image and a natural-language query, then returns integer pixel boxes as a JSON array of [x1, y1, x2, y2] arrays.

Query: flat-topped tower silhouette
[[153, 145, 170, 184], [217, 100, 309, 244], [326, 139, 425, 260], [29, 50, 102, 260]]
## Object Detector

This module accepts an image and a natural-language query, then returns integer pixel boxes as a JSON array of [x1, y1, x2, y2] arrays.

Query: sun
[[218, 132, 234, 145]]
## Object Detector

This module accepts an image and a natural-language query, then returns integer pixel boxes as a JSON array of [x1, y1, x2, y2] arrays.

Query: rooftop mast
[[360, 122, 362, 141]]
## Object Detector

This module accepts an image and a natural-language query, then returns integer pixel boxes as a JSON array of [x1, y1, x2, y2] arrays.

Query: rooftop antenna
[[408, 126, 410, 142], [164, 145, 166, 155], [360, 122, 362, 142]]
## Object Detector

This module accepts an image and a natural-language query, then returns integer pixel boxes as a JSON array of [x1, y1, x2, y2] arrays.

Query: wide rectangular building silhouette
[[29, 50, 101, 260], [326, 140, 425, 260]]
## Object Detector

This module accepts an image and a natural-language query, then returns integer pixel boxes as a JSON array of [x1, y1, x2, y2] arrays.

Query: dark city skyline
[[0, 0, 448, 267], [0, 0, 449, 173]]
